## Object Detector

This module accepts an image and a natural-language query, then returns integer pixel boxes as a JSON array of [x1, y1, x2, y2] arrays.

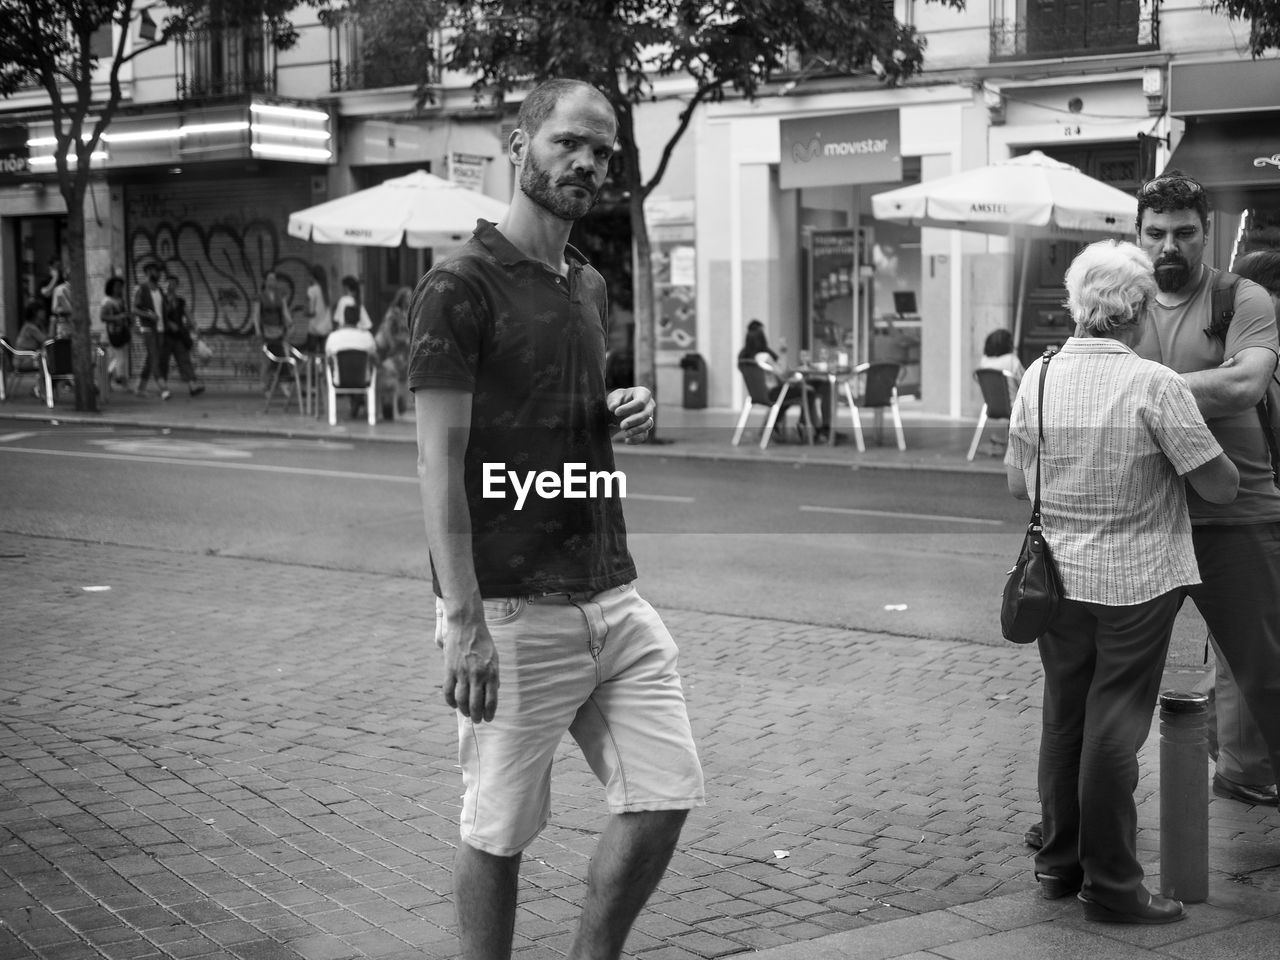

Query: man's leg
[[1188, 524, 1280, 777], [570, 809, 687, 960], [455, 842, 521, 960], [1212, 634, 1275, 786]]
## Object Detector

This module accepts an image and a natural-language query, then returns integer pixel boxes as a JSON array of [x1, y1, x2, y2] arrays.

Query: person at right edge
[[1131, 174, 1280, 803], [1007, 240, 1238, 924], [408, 79, 704, 960], [1193, 249, 1280, 808]]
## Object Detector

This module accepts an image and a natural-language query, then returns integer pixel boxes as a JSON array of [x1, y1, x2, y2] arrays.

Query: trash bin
[[679, 353, 706, 409]]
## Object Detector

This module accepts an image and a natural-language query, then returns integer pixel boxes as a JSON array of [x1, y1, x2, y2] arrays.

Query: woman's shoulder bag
[[1000, 350, 1063, 644]]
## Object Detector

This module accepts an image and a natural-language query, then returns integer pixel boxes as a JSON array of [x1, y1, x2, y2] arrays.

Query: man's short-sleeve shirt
[[1134, 265, 1280, 524], [408, 220, 636, 597]]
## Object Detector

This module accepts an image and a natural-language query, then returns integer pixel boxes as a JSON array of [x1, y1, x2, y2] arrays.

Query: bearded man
[[406, 79, 704, 960]]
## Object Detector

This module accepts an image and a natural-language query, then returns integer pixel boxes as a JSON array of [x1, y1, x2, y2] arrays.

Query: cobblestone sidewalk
[[2, 534, 1277, 960]]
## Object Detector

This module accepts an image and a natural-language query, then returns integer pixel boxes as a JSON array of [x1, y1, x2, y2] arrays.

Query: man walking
[[1133, 171, 1280, 791], [408, 79, 704, 960], [133, 262, 169, 399]]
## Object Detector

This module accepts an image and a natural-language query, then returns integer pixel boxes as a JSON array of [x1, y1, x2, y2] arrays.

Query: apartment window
[[326, 7, 440, 92], [991, 0, 1159, 60], [177, 21, 276, 99]]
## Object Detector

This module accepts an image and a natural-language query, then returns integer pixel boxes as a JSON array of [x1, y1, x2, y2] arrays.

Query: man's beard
[[520, 152, 598, 221], [1153, 253, 1192, 292]]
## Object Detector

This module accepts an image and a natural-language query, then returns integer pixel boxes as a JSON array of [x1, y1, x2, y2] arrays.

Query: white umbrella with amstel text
[[870, 151, 1136, 343]]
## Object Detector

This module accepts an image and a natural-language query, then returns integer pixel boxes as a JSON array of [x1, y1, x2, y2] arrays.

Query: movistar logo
[[792, 134, 890, 164]]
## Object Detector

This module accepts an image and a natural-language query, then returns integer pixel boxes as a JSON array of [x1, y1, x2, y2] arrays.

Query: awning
[[1165, 119, 1280, 192]]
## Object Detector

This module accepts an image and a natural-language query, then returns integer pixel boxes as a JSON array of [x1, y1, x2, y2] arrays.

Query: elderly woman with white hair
[[1005, 240, 1238, 925]]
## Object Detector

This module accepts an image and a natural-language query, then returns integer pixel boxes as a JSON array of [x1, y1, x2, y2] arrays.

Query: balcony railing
[[326, 9, 441, 92], [176, 23, 277, 100], [990, 0, 1159, 61]]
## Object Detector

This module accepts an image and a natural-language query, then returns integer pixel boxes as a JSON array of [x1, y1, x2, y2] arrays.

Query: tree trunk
[[61, 184, 98, 413], [628, 189, 656, 401]]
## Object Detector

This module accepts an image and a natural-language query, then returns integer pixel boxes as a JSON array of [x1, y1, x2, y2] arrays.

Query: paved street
[[2, 400, 1279, 960]]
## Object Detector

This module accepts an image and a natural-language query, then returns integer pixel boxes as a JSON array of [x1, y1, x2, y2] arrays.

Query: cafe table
[[794, 361, 867, 451]]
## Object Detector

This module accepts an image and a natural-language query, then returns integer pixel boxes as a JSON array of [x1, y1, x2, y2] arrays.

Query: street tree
[[1211, 1, 1280, 56], [0, 1, 301, 411], [439, 0, 967, 407]]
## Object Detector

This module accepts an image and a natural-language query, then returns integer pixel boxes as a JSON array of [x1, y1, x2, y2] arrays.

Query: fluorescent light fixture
[[250, 102, 329, 123], [103, 128, 184, 144], [182, 121, 250, 136], [250, 143, 332, 161], [29, 152, 108, 166], [251, 123, 331, 142]]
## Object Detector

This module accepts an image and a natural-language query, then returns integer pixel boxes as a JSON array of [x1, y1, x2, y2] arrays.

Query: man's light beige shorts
[[435, 583, 705, 857]]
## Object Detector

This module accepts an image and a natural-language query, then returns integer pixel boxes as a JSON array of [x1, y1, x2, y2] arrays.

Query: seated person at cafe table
[[738, 319, 823, 439]]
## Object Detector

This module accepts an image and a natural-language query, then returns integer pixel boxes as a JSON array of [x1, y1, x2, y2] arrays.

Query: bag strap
[[1031, 348, 1055, 528]]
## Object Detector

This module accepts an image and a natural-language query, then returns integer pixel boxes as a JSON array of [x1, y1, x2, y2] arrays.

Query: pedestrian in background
[[409, 78, 703, 960], [252, 269, 293, 397], [38, 257, 61, 319], [1007, 240, 1237, 924], [375, 285, 412, 420], [132, 263, 168, 399], [979, 328, 1026, 387], [159, 274, 204, 397], [12, 301, 49, 398], [100, 277, 131, 390], [325, 294, 377, 420], [738, 319, 823, 439], [49, 272, 74, 339], [331, 274, 372, 332], [304, 263, 331, 354], [1132, 173, 1280, 802]]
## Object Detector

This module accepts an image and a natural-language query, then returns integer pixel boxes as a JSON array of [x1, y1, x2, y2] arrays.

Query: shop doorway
[[1014, 143, 1142, 364], [6, 214, 65, 336], [353, 163, 434, 329]]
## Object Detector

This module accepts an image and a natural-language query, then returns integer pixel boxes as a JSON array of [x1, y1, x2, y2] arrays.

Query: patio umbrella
[[287, 170, 508, 248], [870, 151, 1137, 342]]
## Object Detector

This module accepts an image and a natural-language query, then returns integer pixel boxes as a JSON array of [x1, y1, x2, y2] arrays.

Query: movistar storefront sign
[[779, 110, 900, 189]]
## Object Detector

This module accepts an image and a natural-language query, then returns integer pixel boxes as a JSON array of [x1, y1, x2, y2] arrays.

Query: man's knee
[[620, 808, 689, 846]]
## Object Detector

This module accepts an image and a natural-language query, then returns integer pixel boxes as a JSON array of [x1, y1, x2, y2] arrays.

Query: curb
[[0, 407, 1008, 476]]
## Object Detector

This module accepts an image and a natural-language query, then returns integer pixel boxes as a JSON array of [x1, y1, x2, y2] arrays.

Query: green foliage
[[320, 0, 449, 92], [1211, 1, 1280, 56]]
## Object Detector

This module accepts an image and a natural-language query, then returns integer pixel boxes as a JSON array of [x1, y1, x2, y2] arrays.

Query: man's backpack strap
[[1204, 269, 1280, 485], [1204, 270, 1240, 342]]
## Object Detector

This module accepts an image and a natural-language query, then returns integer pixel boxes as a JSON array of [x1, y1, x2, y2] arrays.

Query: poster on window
[[806, 229, 855, 356], [652, 227, 696, 353], [448, 152, 489, 192]]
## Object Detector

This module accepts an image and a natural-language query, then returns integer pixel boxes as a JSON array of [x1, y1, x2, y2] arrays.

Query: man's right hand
[[442, 618, 500, 723]]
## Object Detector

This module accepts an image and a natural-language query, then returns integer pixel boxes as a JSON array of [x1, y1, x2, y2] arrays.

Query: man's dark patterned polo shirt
[[407, 219, 637, 598]]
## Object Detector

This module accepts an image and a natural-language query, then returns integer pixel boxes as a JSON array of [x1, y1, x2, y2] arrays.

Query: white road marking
[[0, 446, 692, 501], [0, 432, 37, 443], [800, 504, 1005, 526]]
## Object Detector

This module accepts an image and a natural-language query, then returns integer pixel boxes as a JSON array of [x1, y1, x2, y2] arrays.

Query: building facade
[[1, 2, 1276, 405], [688, 0, 1280, 415]]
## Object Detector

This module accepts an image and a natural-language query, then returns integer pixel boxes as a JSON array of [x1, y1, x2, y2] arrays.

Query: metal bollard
[[1158, 690, 1209, 903]]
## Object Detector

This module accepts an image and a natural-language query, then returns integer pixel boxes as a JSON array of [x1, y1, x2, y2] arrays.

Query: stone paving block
[[4, 534, 1276, 960]]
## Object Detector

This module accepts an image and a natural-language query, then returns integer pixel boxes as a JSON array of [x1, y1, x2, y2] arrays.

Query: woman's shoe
[[1035, 873, 1081, 900], [1078, 892, 1185, 924]]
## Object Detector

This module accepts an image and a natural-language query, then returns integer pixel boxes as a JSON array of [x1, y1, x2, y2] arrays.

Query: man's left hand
[[608, 386, 655, 444]]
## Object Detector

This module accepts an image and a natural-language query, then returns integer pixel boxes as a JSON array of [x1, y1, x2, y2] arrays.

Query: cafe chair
[[326, 348, 378, 426], [849, 361, 906, 450], [967, 368, 1019, 460], [0, 337, 42, 401], [732, 357, 813, 449], [262, 342, 305, 414], [39, 338, 77, 408]]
